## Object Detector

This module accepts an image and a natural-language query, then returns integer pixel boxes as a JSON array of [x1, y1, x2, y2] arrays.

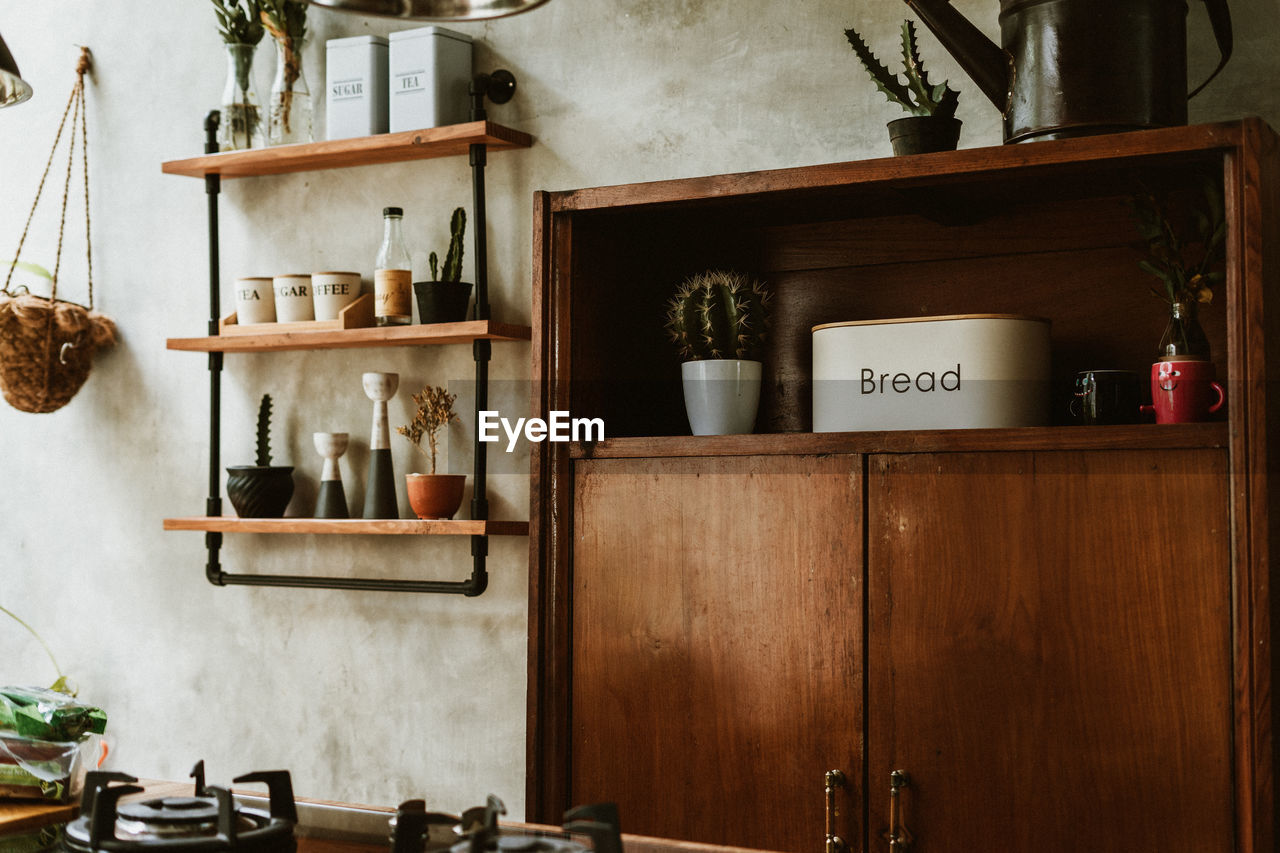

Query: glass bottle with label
[[375, 206, 412, 326]]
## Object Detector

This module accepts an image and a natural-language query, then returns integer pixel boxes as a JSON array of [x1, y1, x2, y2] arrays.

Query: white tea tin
[[388, 27, 473, 132], [812, 314, 1051, 431], [326, 35, 389, 140], [234, 277, 276, 325]]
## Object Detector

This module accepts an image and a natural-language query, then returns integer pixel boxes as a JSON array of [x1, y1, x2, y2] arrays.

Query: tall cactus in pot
[[665, 269, 772, 361]]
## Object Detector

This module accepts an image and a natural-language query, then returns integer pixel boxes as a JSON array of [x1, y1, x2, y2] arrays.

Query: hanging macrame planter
[[0, 47, 116, 414]]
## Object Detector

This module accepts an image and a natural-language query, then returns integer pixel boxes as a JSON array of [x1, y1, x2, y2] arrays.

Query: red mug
[[1140, 360, 1225, 424]]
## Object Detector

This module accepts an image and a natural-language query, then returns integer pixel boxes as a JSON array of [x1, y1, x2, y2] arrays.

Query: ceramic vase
[[313, 432, 349, 519], [361, 372, 399, 519]]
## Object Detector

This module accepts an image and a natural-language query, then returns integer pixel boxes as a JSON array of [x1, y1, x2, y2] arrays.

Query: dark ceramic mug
[[1070, 369, 1141, 425]]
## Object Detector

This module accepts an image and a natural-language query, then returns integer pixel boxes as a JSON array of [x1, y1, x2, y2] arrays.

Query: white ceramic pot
[[681, 359, 762, 436]]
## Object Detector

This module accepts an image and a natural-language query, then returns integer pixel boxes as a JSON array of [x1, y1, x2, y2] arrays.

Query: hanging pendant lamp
[[0, 32, 32, 108], [303, 0, 550, 21]]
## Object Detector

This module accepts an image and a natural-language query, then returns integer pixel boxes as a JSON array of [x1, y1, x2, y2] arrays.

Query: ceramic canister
[[234, 276, 276, 324], [312, 271, 362, 321], [273, 274, 314, 322], [812, 313, 1051, 431]]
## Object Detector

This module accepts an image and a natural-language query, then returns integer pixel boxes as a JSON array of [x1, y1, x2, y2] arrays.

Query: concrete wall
[[0, 0, 1275, 818]]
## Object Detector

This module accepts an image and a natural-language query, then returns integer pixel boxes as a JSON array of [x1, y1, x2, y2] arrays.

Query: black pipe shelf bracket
[[191, 74, 523, 596]]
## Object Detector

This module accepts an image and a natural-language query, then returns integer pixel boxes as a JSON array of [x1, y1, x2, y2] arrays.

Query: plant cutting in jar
[[845, 20, 962, 154], [1130, 173, 1227, 359], [212, 0, 265, 150], [397, 385, 466, 519], [415, 207, 472, 324], [260, 0, 311, 144]]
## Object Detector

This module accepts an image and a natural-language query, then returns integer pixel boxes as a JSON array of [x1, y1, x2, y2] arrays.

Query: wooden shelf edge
[[548, 120, 1256, 214], [166, 320, 532, 352], [161, 121, 533, 179], [571, 422, 1231, 459], [162, 517, 529, 535]]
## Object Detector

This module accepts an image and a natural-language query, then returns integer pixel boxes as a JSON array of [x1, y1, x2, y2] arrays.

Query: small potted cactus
[[397, 384, 466, 519], [413, 207, 473, 324], [845, 20, 962, 155], [664, 269, 772, 435], [225, 393, 295, 518]]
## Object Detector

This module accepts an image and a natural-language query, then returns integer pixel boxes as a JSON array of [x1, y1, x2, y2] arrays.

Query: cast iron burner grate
[[62, 761, 296, 852], [391, 796, 621, 853]]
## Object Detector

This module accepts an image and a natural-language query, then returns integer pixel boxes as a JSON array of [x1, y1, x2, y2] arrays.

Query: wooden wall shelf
[[161, 121, 532, 178], [166, 320, 533, 353], [163, 517, 529, 536]]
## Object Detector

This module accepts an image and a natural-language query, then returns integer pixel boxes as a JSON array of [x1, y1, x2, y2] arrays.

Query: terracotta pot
[[405, 473, 466, 519]]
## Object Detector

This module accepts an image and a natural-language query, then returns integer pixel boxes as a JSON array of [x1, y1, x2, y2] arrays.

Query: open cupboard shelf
[[568, 422, 1229, 459], [536, 121, 1249, 440], [164, 105, 532, 595], [162, 517, 529, 535], [166, 319, 532, 353]]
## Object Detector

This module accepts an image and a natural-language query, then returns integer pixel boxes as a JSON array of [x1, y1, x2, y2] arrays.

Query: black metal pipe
[[204, 112, 224, 587], [213, 570, 485, 595]]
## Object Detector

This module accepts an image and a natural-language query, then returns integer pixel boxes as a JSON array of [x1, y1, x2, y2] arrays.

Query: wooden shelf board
[[163, 517, 529, 536], [161, 121, 533, 179], [571, 422, 1230, 460], [166, 320, 532, 352], [548, 120, 1251, 214]]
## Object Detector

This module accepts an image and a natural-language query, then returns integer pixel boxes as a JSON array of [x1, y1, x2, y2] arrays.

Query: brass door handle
[[825, 769, 847, 853], [885, 770, 912, 851]]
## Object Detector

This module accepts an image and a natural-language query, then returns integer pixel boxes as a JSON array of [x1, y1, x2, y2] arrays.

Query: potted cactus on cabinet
[[845, 19, 962, 155], [413, 207, 472, 324], [225, 394, 295, 518], [397, 385, 466, 519], [665, 269, 772, 436]]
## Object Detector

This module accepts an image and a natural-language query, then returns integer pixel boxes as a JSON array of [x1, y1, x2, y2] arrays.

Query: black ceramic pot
[[887, 115, 962, 155], [413, 280, 473, 324], [226, 466, 295, 518]]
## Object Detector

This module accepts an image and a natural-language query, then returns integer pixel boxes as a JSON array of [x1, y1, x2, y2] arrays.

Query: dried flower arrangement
[[1130, 173, 1227, 308], [397, 385, 458, 474]]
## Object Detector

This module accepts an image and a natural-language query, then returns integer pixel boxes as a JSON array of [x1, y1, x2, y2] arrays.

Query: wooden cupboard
[[528, 120, 1280, 852]]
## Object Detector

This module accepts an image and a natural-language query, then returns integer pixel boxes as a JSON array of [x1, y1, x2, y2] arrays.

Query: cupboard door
[[571, 455, 863, 852], [867, 450, 1232, 853]]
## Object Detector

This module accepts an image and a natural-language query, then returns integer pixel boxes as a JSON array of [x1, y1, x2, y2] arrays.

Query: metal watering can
[[903, 0, 1233, 143]]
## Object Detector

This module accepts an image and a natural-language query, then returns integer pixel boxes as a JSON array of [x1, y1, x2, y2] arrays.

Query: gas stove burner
[[62, 761, 297, 853], [390, 796, 621, 853]]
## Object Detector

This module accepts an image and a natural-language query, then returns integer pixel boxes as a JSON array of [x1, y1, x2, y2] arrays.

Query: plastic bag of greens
[[0, 687, 106, 742]]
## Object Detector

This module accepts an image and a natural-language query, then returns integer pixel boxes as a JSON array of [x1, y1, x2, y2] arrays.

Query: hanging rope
[[0, 47, 117, 414]]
